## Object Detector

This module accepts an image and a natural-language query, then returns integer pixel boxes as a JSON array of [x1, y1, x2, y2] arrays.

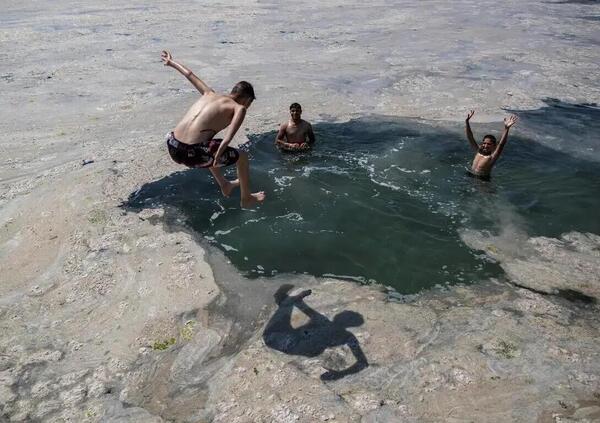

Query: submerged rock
[[461, 230, 600, 300]]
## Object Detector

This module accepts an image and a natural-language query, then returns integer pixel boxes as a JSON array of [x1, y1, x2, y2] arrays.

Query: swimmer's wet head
[[290, 102, 302, 123], [479, 134, 497, 156]]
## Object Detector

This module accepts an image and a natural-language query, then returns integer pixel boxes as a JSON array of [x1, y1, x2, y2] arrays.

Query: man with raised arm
[[275, 103, 316, 152], [465, 110, 519, 180], [161, 50, 265, 208]]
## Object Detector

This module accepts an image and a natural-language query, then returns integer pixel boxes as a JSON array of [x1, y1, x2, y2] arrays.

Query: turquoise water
[[126, 104, 600, 294]]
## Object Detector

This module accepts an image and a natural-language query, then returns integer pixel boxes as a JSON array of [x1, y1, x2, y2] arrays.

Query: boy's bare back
[[174, 93, 241, 145]]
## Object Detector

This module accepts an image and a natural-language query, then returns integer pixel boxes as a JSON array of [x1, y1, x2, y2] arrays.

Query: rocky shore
[[2, 0, 600, 421]]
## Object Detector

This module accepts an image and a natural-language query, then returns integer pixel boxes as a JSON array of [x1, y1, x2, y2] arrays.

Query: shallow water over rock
[[126, 109, 600, 294]]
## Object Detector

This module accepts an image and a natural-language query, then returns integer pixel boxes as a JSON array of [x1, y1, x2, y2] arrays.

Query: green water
[[125, 107, 600, 294]]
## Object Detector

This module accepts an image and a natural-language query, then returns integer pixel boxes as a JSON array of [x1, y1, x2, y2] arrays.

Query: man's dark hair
[[290, 102, 302, 110], [231, 81, 256, 100], [483, 134, 497, 143]]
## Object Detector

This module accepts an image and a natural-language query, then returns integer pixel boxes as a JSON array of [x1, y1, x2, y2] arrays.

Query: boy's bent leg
[[236, 151, 265, 208], [208, 167, 240, 198]]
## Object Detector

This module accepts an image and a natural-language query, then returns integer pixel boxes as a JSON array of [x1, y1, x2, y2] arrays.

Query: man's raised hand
[[161, 50, 173, 66], [504, 114, 518, 129], [466, 110, 475, 121]]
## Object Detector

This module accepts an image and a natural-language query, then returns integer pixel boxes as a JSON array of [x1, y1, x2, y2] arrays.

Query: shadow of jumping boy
[[263, 284, 368, 381]]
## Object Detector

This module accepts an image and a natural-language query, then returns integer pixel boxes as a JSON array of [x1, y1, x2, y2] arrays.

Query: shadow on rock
[[263, 284, 368, 381]]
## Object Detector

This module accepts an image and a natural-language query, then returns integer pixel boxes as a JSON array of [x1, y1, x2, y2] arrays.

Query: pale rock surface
[[2, 0, 600, 422]]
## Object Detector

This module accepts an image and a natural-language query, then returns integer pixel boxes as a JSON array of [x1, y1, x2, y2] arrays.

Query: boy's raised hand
[[466, 110, 475, 121], [161, 50, 173, 66], [504, 114, 518, 128]]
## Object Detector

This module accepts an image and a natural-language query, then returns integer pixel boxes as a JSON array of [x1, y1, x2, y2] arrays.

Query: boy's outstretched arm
[[161, 50, 214, 95], [465, 110, 478, 152], [491, 114, 518, 162], [212, 105, 246, 165]]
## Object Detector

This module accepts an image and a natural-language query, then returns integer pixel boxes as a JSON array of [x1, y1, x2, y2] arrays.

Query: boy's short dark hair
[[290, 102, 302, 110], [483, 134, 497, 143], [231, 81, 256, 100]]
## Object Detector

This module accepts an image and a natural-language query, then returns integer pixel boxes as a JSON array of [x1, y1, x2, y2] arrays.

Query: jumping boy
[[161, 50, 265, 208], [465, 110, 519, 179], [275, 103, 316, 152]]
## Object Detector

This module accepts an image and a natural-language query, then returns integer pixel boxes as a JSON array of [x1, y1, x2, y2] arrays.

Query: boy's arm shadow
[[320, 332, 368, 381], [295, 295, 330, 326]]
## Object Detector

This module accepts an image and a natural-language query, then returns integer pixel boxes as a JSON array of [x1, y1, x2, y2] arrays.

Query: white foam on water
[[243, 216, 269, 226], [322, 273, 369, 284], [459, 201, 531, 262], [209, 201, 227, 223], [274, 175, 295, 187], [277, 212, 303, 222], [220, 243, 238, 252], [302, 165, 349, 177], [209, 211, 224, 222], [214, 228, 237, 236], [370, 178, 402, 191]]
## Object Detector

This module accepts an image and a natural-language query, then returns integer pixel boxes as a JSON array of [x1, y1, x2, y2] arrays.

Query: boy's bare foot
[[240, 191, 266, 208], [221, 179, 240, 197]]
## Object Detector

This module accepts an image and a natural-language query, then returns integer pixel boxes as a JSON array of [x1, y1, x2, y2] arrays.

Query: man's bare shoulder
[[194, 90, 219, 105], [203, 92, 228, 103], [300, 119, 313, 131], [206, 94, 241, 111]]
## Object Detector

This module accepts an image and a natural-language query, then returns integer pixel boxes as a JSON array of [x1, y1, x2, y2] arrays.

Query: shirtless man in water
[[161, 50, 265, 208], [465, 110, 518, 179], [275, 103, 316, 152]]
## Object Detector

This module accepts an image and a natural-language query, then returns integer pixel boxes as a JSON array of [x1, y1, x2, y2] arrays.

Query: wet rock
[[30, 380, 54, 399], [479, 340, 522, 359], [169, 327, 222, 387], [343, 392, 381, 413], [137, 208, 164, 221], [462, 231, 600, 300], [0, 355, 14, 372], [270, 404, 300, 422], [86, 378, 109, 398], [31, 399, 61, 420], [22, 349, 63, 365], [0, 384, 17, 404], [0, 369, 18, 387], [58, 369, 89, 387], [7, 400, 34, 422], [99, 400, 165, 422], [361, 405, 407, 423], [572, 405, 600, 419], [58, 383, 87, 405], [67, 340, 83, 352]]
